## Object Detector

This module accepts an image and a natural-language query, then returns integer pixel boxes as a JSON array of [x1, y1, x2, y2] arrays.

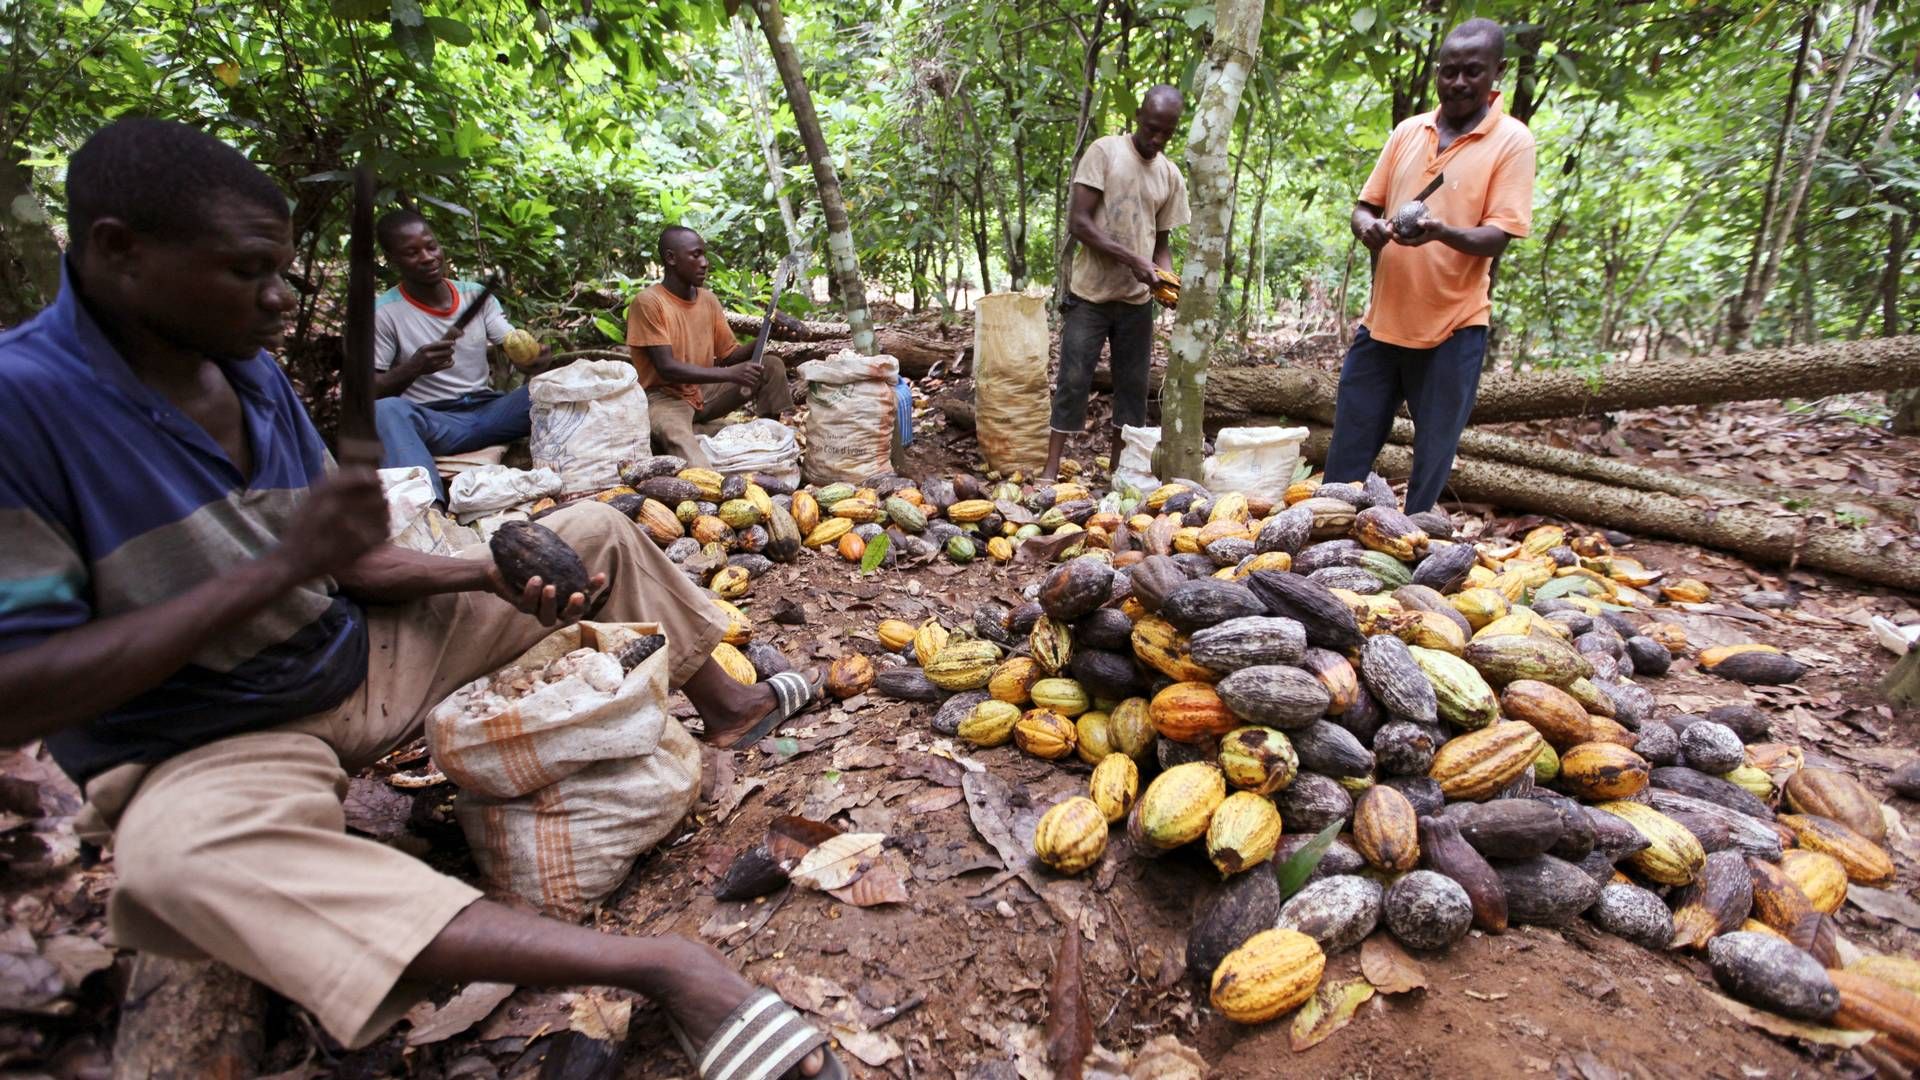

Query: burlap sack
[[973, 291, 1051, 474], [427, 621, 700, 918], [797, 349, 899, 485]]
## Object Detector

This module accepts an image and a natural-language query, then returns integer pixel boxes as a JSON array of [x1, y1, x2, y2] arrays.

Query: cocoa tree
[[1158, 0, 1263, 482]]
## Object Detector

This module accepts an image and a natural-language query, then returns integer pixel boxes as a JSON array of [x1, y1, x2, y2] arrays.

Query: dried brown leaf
[[1290, 977, 1374, 1051], [405, 981, 516, 1045], [1360, 934, 1429, 995], [1045, 927, 1093, 1080]]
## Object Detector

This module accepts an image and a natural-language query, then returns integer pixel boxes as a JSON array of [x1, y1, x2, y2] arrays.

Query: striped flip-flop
[[720, 670, 822, 750], [667, 987, 847, 1080]]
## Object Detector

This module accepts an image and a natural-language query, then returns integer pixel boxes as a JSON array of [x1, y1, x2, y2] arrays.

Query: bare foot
[[658, 939, 828, 1078]]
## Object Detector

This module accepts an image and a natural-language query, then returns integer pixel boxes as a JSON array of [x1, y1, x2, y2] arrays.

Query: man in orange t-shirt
[[1324, 18, 1535, 513], [626, 226, 794, 467]]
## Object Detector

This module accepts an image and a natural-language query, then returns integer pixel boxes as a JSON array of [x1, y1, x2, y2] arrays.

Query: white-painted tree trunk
[[750, 0, 875, 354], [1158, 0, 1263, 481]]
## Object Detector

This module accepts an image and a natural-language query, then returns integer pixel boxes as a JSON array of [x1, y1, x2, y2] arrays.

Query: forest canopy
[[2, 0, 1916, 372]]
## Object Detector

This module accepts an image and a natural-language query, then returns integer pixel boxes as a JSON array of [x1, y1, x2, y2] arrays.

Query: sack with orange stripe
[[427, 620, 700, 919]]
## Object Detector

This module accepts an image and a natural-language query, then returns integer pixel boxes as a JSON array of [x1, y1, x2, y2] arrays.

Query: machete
[[747, 253, 801, 369], [336, 166, 382, 468]]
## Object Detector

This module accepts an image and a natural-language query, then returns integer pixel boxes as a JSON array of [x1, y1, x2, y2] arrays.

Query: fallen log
[[1234, 413, 1918, 522], [1294, 426, 1920, 592], [724, 311, 849, 342], [1207, 335, 1920, 424], [112, 956, 265, 1080], [758, 329, 971, 378]]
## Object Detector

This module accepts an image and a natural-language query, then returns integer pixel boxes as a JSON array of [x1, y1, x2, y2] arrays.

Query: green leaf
[[1350, 7, 1376, 33], [389, 0, 424, 27], [860, 532, 890, 574], [329, 0, 388, 18], [593, 314, 624, 343], [1272, 820, 1342, 899], [424, 16, 472, 46]]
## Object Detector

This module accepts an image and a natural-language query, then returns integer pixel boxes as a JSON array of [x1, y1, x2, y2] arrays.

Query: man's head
[[1435, 19, 1506, 125], [377, 208, 445, 290], [66, 118, 295, 359], [660, 225, 708, 288], [1132, 85, 1184, 160]]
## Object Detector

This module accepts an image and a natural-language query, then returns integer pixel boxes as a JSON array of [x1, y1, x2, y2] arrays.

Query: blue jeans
[[375, 387, 532, 502], [1323, 325, 1487, 514]]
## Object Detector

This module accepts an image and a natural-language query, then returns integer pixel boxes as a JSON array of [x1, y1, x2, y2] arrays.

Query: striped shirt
[[0, 262, 367, 784]]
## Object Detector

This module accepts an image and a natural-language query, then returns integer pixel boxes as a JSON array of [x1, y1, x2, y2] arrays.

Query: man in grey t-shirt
[[372, 210, 540, 502]]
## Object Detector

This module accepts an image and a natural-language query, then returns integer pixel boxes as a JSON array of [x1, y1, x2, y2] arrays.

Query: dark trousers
[[1050, 294, 1153, 433], [1323, 325, 1487, 514]]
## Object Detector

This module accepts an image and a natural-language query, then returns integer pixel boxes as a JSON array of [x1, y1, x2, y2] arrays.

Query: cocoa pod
[[1494, 855, 1603, 927], [1707, 932, 1838, 1021], [1383, 870, 1473, 951], [1275, 875, 1382, 955], [1418, 814, 1507, 933], [1353, 785, 1420, 872], [489, 521, 592, 602], [1669, 850, 1755, 950], [1444, 799, 1564, 861], [1359, 634, 1438, 724], [1187, 866, 1283, 985]]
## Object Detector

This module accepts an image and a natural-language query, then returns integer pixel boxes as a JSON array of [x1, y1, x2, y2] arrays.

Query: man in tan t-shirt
[[1044, 84, 1191, 482], [627, 226, 794, 467]]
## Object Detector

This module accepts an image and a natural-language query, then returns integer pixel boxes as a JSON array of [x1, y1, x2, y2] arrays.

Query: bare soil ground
[[1, 323, 1915, 1079]]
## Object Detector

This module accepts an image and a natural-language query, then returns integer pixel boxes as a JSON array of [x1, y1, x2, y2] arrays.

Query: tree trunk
[[1881, 199, 1907, 337], [750, 0, 874, 355], [734, 16, 806, 268], [1158, 0, 1263, 481], [1237, 125, 1277, 336], [111, 956, 265, 1080], [0, 150, 62, 326], [955, 82, 1024, 291], [1206, 336, 1920, 423], [1295, 429, 1920, 592], [1728, 13, 1814, 350], [1734, 3, 1874, 350]]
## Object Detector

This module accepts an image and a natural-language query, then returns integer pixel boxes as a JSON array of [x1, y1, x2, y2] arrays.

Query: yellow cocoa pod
[[1450, 587, 1510, 630], [713, 598, 752, 646], [791, 491, 821, 536], [1520, 524, 1565, 557], [946, 499, 995, 523], [1032, 797, 1107, 875], [1209, 929, 1325, 1024], [1075, 710, 1113, 764], [924, 640, 1003, 691], [1206, 791, 1282, 875], [1014, 708, 1078, 760], [1779, 814, 1895, 884], [1173, 526, 1203, 554], [1089, 753, 1139, 823], [677, 468, 724, 500], [1107, 697, 1156, 760], [1660, 578, 1711, 604], [988, 656, 1045, 705], [711, 642, 756, 685], [958, 700, 1022, 748], [804, 518, 852, 548], [1779, 849, 1848, 914], [710, 565, 751, 600], [912, 620, 950, 668], [1208, 492, 1250, 525], [837, 532, 865, 563], [876, 619, 915, 651], [1593, 801, 1705, 886], [1134, 762, 1226, 850], [987, 536, 1014, 561], [825, 654, 874, 698], [1031, 677, 1090, 717]]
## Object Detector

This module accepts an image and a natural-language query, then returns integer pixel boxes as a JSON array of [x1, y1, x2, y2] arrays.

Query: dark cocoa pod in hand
[[490, 520, 592, 602]]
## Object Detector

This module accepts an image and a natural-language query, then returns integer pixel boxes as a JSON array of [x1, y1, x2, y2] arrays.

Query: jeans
[[375, 387, 533, 501], [1050, 293, 1154, 433], [1323, 325, 1487, 514]]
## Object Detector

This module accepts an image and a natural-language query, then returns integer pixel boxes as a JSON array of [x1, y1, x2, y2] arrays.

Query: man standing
[[1324, 19, 1535, 513], [372, 210, 542, 502], [1044, 85, 1190, 482], [628, 226, 793, 467], [0, 120, 837, 1078]]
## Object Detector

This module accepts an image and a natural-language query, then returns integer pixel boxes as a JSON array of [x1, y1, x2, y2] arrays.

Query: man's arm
[[1393, 219, 1513, 258], [1351, 201, 1394, 253], [334, 543, 601, 622], [375, 338, 456, 398], [636, 345, 759, 389], [1151, 230, 1173, 273], [1067, 183, 1158, 286], [0, 469, 391, 745]]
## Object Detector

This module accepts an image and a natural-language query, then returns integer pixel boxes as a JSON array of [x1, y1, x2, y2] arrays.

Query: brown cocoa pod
[[489, 521, 592, 601], [1418, 814, 1506, 933], [1669, 850, 1755, 950], [1039, 557, 1115, 622], [1444, 799, 1565, 861], [1353, 785, 1420, 872], [1159, 578, 1267, 632], [1246, 571, 1366, 653], [1187, 866, 1283, 985], [1494, 855, 1602, 927]]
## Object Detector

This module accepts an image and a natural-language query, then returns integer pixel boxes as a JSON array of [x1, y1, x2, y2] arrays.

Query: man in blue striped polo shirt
[[0, 120, 837, 1078]]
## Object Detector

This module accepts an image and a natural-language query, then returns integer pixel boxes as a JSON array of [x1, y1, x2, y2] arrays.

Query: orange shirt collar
[[1418, 89, 1506, 137]]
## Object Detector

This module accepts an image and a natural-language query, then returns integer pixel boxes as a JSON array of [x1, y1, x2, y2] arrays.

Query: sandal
[[721, 670, 823, 750], [667, 987, 848, 1080]]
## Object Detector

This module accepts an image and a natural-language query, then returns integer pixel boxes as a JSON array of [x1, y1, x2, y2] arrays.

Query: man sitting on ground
[[373, 209, 542, 503], [627, 226, 793, 467], [0, 119, 834, 1079]]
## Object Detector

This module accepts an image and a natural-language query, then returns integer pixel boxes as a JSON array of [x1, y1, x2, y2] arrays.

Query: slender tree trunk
[[1221, 100, 1254, 293], [1729, 13, 1815, 350], [0, 149, 62, 325], [1158, 0, 1263, 481], [734, 16, 806, 267], [1734, 2, 1873, 350], [1883, 204, 1908, 337], [750, 0, 874, 353], [1613, 184, 1707, 331], [1238, 124, 1277, 337], [970, 162, 993, 294]]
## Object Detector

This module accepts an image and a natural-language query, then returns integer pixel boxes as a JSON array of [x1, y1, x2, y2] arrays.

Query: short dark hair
[[1141, 84, 1184, 113], [376, 208, 430, 252], [659, 225, 700, 259], [1445, 18, 1506, 61], [65, 118, 287, 258]]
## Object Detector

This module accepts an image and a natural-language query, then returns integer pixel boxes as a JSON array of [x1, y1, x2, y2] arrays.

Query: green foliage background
[[3, 0, 1916, 369]]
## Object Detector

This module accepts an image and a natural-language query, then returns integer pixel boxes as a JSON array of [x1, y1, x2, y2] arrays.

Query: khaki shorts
[[82, 502, 725, 1048]]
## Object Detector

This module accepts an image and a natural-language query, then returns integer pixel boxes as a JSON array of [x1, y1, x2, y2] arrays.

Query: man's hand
[[275, 467, 390, 581], [1391, 216, 1450, 248], [1358, 216, 1395, 253], [483, 566, 609, 627], [401, 339, 456, 377], [1127, 255, 1159, 286], [723, 361, 765, 390]]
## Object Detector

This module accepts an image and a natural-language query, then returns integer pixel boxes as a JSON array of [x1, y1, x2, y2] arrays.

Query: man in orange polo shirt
[[1324, 18, 1535, 513], [627, 226, 794, 467]]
